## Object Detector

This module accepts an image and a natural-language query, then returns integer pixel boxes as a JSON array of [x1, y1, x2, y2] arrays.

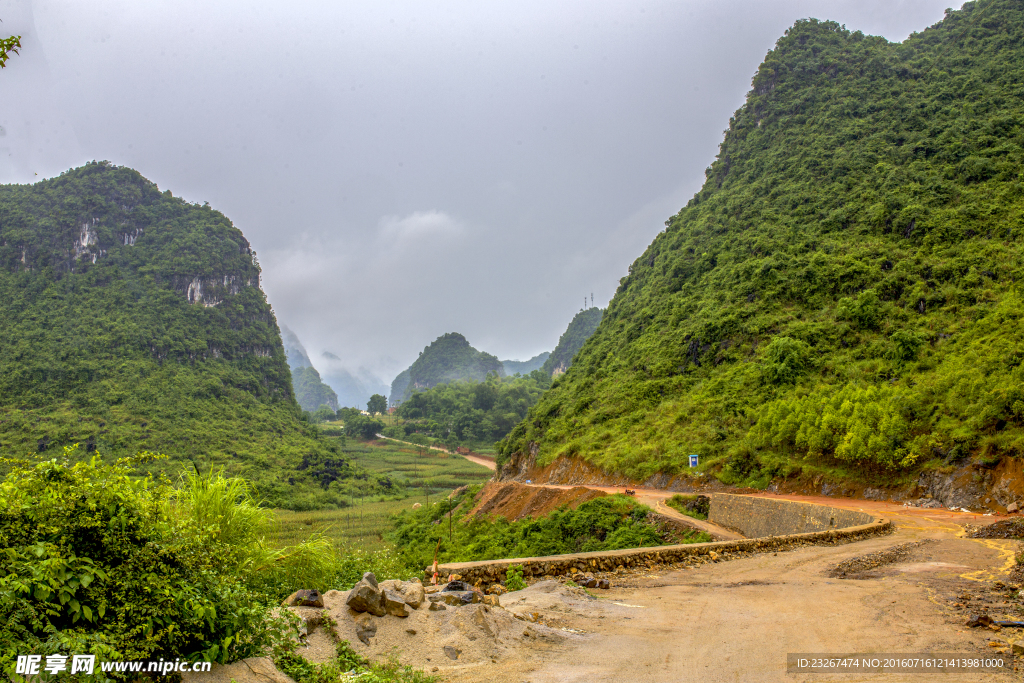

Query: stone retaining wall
[[708, 493, 875, 537], [435, 496, 890, 585]]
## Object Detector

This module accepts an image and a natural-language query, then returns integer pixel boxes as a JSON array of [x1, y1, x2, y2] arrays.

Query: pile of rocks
[[346, 572, 424, 618], [344, 572, 502, 644], [565, 569, 610, 589]]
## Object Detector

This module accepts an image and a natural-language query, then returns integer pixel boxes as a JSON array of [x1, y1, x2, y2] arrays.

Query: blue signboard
[[689, 454, 699, 468]]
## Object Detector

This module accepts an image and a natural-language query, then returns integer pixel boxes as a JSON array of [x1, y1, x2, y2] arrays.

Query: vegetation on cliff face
[[292, 365, 339, 412], [392, 333, 504, 402], [500, 0, 1024, 487], [540, 308, 604, 376], [0, 163, 389, 508]]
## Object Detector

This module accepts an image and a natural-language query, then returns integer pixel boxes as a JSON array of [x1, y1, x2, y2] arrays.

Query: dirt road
[[374, 434, 496, 471], [444, 491, 1018, 683]]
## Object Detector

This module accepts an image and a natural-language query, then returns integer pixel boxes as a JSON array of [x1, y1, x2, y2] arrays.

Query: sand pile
[[293, 579, 584, 674]]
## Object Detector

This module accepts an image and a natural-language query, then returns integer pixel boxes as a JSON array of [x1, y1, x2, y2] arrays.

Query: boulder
[[428, 601, 448, 611], [346, 580, 386, 617], [582, 578, 598, 589], [488, 583, 507, 596], [443, 580, 473, 593], [1009, 502, 1019, 514], [383, 590, 412, 618], [429, 592, 470, 607], [402, 581, 426, 608], [281, 589, 324, 608], [353, 613, 378, 645], [596, 579, 611, 590], [362, 572, 379, 588], [966, 614, 993, 628], [482, 594, 501, 607], [443, 646, 461, 661]]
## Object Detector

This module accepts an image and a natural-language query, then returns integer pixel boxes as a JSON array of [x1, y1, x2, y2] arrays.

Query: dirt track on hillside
[[439, 492, 1019, 683]]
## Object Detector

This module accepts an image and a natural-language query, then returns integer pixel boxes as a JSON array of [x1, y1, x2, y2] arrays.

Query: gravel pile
[[289, 577, 581, 674], [967, 519, 1024, 539], [826, 540, 936, 579]]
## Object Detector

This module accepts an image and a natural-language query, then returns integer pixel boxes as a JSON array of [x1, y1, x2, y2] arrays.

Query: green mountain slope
[[389, 368, 411, 407], [500, 0, 1024, 488], [541, 308, 605, 376], [292, 365, 339, 412], [0, 162, 387, 507], [393, 333, 504, 401]]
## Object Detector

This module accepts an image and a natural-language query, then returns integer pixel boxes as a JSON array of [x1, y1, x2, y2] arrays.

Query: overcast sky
[[0, 0, 954, 386]]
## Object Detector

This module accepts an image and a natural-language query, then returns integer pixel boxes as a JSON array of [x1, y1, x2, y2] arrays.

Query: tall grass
[[171, 469, 412, 597]]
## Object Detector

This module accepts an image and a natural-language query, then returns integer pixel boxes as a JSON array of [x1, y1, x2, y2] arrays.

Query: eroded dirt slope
[[468, 482, 607, 521]]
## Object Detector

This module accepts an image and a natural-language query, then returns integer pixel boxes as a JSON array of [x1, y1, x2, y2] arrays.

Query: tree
[[367, 393, 387, 416], [0, 31, 20, 68], [311, 404, 336, 423]]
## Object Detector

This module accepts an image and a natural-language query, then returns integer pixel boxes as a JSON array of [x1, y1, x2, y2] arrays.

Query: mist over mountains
[[281, 325, 388, 410]]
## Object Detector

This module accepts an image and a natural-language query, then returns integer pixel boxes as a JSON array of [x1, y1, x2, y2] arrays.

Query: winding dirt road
[[444, 482, 1018, 682], [402, 451, 1017, 680]]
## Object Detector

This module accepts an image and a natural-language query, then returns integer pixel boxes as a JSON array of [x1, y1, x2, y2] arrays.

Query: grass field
[[340, 439, 492, 493], [269, 438, 492, 551]]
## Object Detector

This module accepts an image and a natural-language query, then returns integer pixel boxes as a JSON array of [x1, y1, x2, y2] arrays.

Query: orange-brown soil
[[468, 482, 607, 521]]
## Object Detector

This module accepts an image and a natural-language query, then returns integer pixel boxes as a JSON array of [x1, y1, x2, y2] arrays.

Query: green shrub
[[666, 494, 709, 520], [0, 446, 413, 679], [836, 290, 884, 330], [762, 337, 813, 386], [0, 448, 288, 676], [389, 490, 697, 570], [504, 565, 526, 592], [752, 383, 919, 470]]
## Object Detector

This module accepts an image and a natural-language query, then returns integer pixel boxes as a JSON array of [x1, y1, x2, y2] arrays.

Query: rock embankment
[[437, 513, 891, 585]]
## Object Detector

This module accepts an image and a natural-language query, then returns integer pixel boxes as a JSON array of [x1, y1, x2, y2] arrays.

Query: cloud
[[7, 0, 953, 384], [378, 210, 463, 241]]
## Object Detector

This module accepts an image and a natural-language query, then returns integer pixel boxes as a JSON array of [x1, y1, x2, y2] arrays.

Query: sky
[[0, 0, 955, 389]]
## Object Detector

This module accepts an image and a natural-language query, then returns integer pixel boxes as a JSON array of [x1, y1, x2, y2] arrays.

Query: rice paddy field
[[348, 439, 492, 492], [269, 438, 492, 551]]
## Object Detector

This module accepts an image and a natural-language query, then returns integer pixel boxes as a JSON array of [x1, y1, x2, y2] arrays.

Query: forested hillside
[[541, 308, 605, 376], [292, 365, 339, 412], [391, 332, 504, 401], [0, 162, 389, 508], [500, 0, 1024, 489], [391, 370, 551, 448]]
